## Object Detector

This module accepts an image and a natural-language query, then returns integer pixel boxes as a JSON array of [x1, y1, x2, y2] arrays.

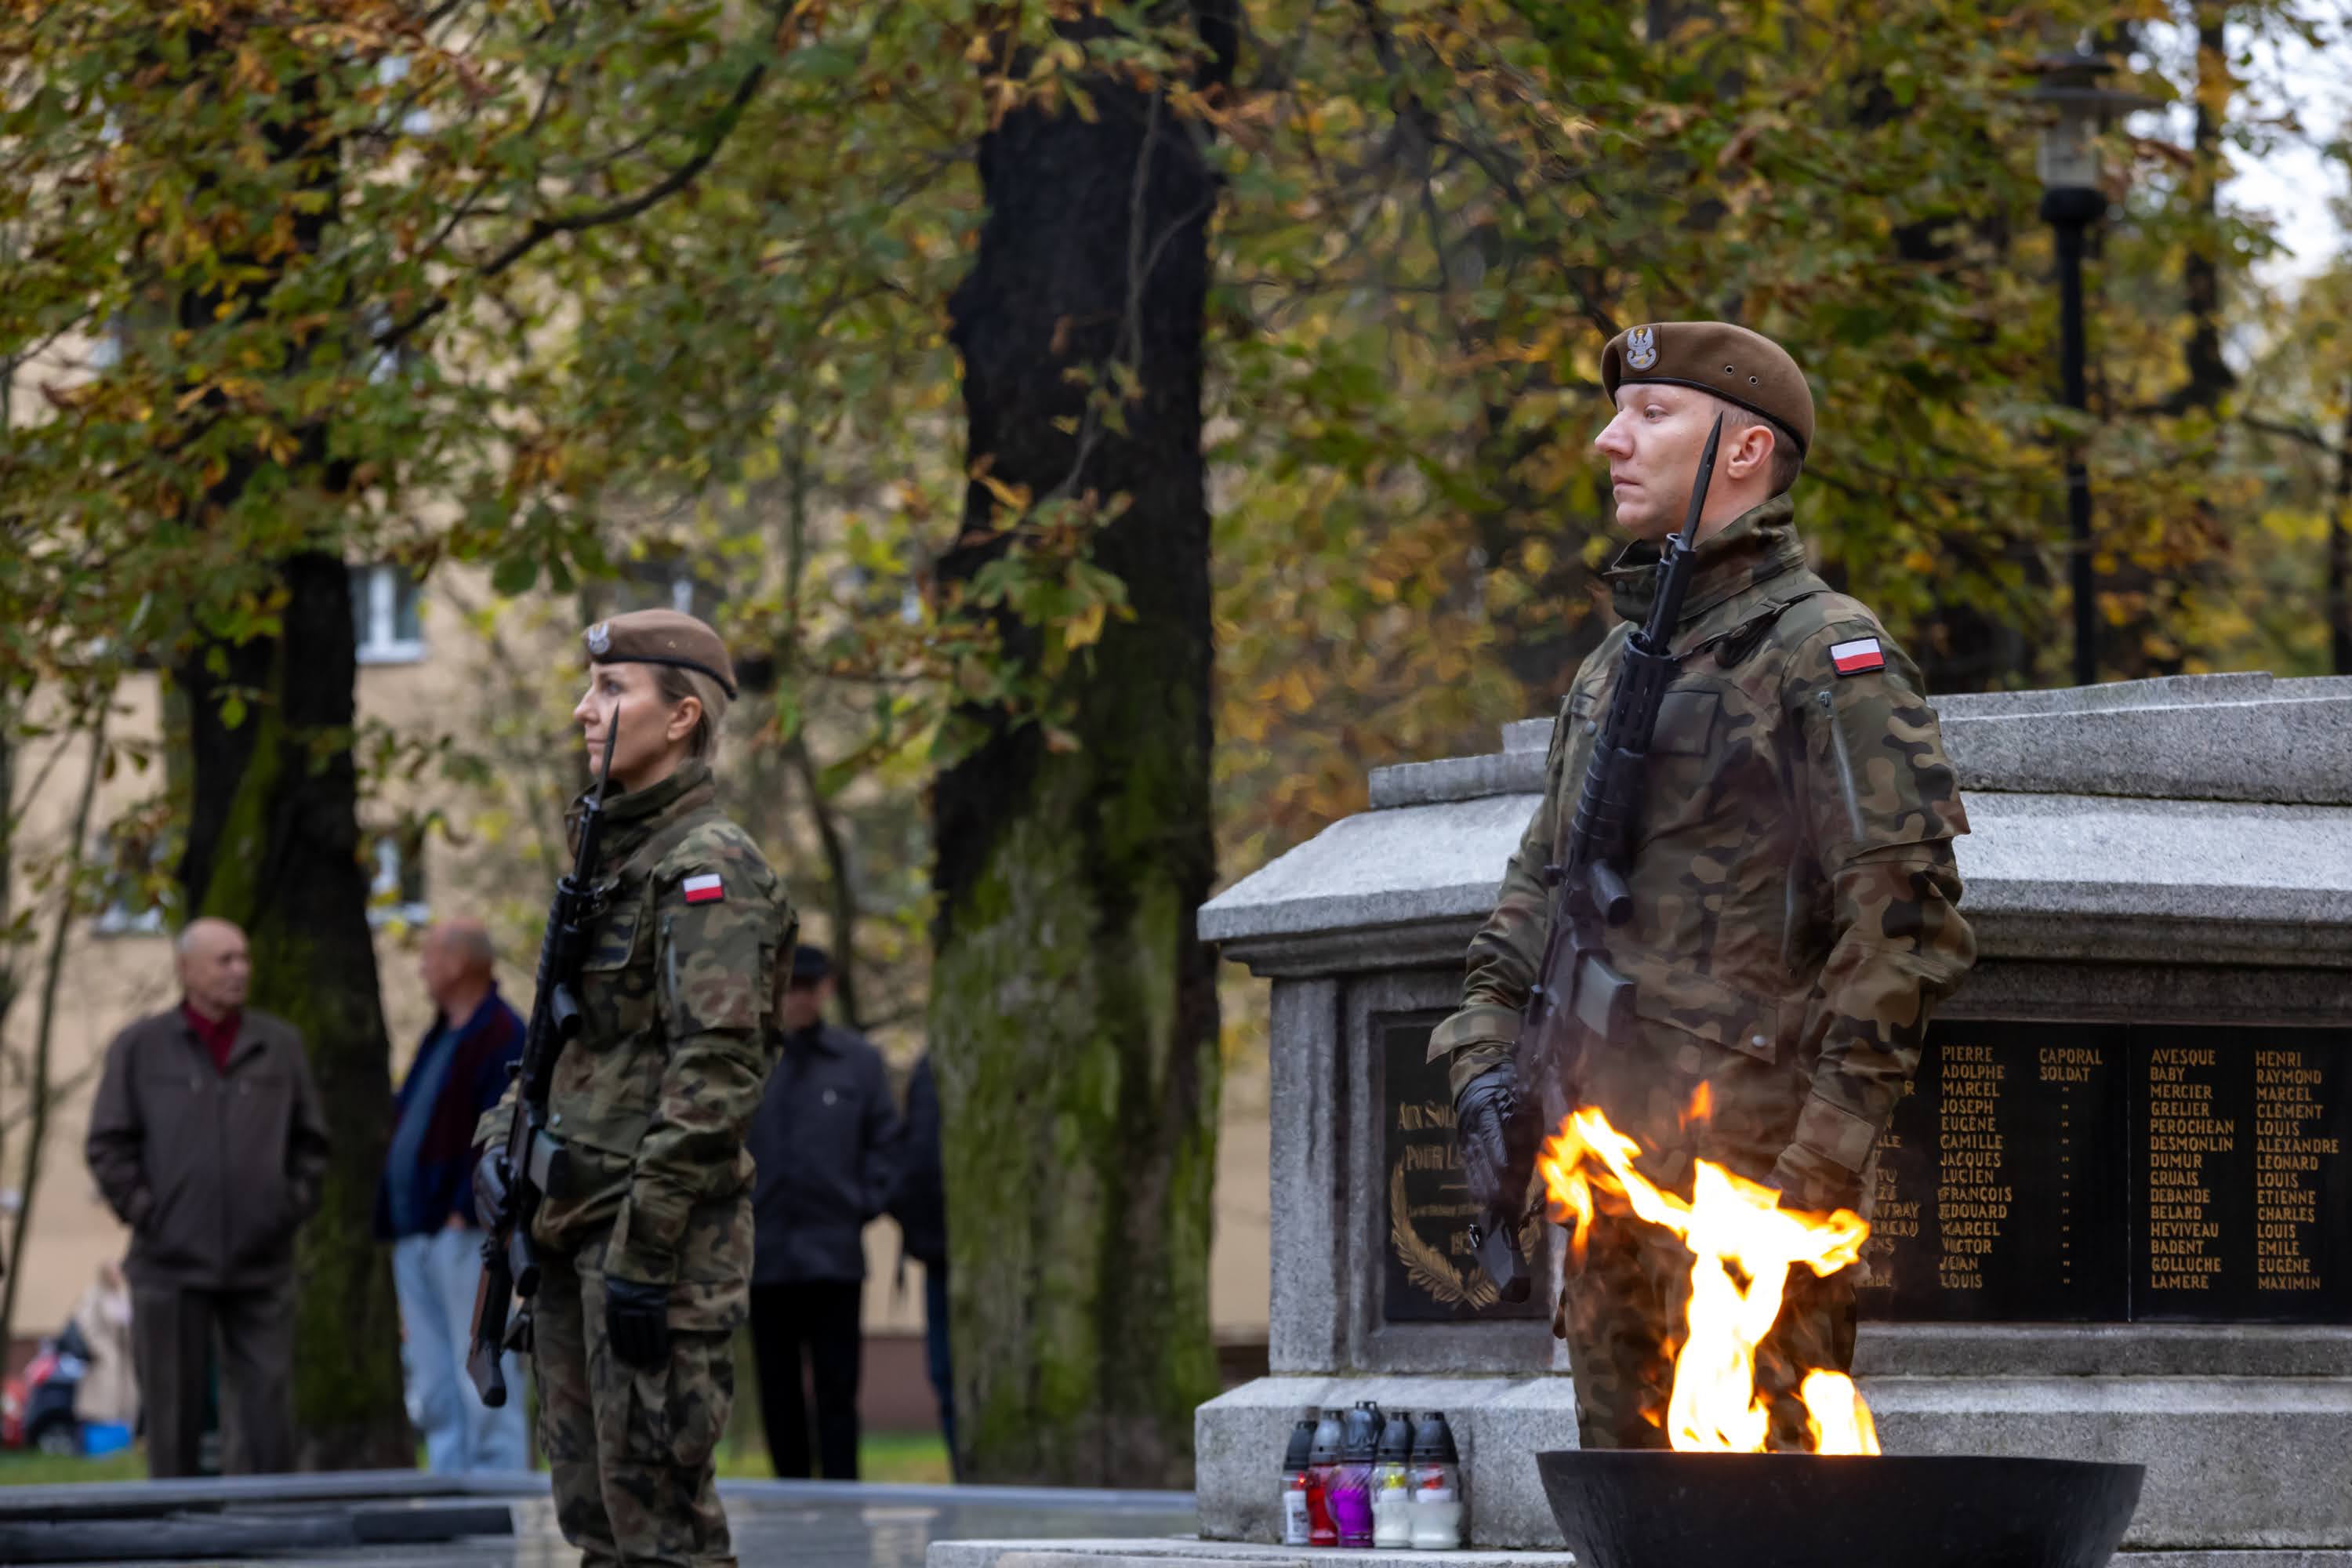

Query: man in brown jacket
[[85, 917, 330, 1476]]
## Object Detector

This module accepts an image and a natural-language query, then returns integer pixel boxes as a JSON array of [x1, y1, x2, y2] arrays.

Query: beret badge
[[586, 622, 612, 656], [1625, 325, 1660, 372]]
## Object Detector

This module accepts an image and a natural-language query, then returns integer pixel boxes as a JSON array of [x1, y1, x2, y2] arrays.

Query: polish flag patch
[[1830, 637, 1886, 677], [681, 873, 725, 905]]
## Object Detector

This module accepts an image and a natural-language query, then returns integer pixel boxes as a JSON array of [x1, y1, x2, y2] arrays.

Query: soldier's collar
[[595, 760, 714, 825], [1604, 495, 1805, 626]]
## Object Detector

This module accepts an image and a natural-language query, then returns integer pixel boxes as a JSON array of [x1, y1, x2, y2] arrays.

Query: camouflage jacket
[[1433, 495, 1976, 1185], [521, 762, 797, 1316]]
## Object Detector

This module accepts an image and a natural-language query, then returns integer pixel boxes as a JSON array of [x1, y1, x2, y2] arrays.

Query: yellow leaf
[[978, 472, 1031, 512], [1065, 601, 1106, 651]]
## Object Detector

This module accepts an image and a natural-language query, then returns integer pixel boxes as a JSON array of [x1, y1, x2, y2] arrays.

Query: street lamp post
[[2028, 45, 2151, 688]]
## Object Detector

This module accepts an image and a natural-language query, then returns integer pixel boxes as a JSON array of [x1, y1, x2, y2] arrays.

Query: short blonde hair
[[653, 665, 731, 763]]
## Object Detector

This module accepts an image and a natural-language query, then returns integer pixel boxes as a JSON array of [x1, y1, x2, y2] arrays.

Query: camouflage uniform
[[1434, 494, 1976, 1449], [520, 760, 795, 1566]]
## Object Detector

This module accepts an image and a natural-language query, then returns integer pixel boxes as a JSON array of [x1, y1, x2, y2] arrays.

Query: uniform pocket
[[582, 900, 646, 973], [1651, 688, 1721, 757], [557, 887, 662, 1156], [1631, 967, 1780, 1064], [621, 1332, 733, 1470]]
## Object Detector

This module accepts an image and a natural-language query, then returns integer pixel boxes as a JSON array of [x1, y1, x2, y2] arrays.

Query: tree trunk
[[2180, 4, 2235, 414], [932, 4, 1233, 1488], [176, 554, 408, 1470], [2101, 2, 2234, 681], [154, 42, 408, 1468]]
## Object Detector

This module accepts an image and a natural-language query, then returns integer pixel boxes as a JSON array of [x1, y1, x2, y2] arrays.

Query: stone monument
[[1189, 673, 2352, 1566]]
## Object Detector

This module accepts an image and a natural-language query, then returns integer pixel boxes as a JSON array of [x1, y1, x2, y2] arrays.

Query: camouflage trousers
[[1558, 1192, 1860, 1450], [536, 1236, 736, 1568]]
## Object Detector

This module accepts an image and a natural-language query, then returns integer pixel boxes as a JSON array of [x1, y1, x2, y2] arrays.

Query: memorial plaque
[[1378, 1012, 2350, 1326], [1857, 1021, 2352, 1324], [1379, 1014, 1545, 1323], [2132, 1026, 2352, 1323], [1857, 1022, 2131, 1322]]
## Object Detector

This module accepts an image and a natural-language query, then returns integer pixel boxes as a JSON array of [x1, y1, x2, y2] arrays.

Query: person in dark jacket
[[745, 943, 898, 1479], [84, 917, 330, 1477], [378, 918, 529, 1472], [887, 1054, 956, 1475]]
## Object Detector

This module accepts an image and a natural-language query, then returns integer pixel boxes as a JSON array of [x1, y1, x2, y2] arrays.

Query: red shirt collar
[[180, 1000, 242, 1073]]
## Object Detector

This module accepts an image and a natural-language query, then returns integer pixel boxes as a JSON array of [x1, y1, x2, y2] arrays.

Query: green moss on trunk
[[933, 741, 1222, 1483]]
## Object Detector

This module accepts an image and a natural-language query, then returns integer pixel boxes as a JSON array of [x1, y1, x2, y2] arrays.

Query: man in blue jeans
[[377, 919, 529, 1472]]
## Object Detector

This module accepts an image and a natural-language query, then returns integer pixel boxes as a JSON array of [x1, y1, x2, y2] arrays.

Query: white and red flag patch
[[681, 873, 725, 905], [1829, 637, 1886, 677]]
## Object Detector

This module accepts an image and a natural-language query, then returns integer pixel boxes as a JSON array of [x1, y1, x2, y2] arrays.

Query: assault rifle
[[1468, 412, 1728, 1301], [467, 710, 619, 1406]]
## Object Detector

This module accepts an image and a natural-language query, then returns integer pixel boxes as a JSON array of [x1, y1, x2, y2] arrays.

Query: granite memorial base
[[1173, 676, 2352, 1562]]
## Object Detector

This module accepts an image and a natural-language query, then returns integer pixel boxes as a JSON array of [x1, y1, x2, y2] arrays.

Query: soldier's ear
[[1726, 421, 1776, 482], [668, 694, 702, 744]]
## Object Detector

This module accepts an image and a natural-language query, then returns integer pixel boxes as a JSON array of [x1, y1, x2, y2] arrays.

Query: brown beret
[[1600, 321, 1815, 457], [583, 608, 737, 699]]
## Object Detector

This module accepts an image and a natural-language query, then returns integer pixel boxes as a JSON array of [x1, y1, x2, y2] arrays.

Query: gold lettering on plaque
[[2250, 1047, 2328, 1295], [2145, 1047, 2236, 1294]]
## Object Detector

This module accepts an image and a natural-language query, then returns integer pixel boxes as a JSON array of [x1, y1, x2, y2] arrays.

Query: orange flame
[[1798, 1370, 1879, 1455], [1537, 1104, 1882, 1456]]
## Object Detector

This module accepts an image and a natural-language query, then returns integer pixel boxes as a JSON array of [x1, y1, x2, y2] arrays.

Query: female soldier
[[518, 608, 794, 1567]]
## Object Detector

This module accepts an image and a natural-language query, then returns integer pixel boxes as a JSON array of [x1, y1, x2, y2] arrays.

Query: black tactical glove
[[1766, 1144, 1866, 1216], [1454, 1062, 1530, 1218], [472, 1149, 516, 1231], [604, 1276, 671, 1370]]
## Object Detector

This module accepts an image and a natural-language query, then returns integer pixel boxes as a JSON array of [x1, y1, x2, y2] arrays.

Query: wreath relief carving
[[1389, 1162, 1501, 1310]]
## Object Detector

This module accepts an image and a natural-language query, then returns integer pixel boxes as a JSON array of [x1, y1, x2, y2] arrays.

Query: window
[[93, 827, 173, 938], [360, 305, 413, 387], [89, 319, 125, 371], [367, 833, 429, 929], [597, 553, 716, 622], [352, 564, 425, 664], [93, 891, 169, 938]]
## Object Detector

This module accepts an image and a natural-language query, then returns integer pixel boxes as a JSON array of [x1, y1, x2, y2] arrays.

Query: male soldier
[[477, 608, 795, 1566], [1439, 322, 1976, 1449]]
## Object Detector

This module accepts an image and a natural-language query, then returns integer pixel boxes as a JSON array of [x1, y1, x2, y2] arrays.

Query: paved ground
[[0, 1471, 1200, 1566]]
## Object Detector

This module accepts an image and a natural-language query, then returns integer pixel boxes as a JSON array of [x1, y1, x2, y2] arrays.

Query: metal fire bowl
[[1536, 1450, 2145, 1568]]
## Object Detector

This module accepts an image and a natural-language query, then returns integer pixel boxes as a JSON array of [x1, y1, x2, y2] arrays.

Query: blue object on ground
[[81, 1422, 132, 1457]]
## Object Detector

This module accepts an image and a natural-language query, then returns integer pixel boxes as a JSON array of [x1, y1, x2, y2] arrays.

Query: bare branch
[[376, 29, 779, 359], [2241, 413, 2350, 461]]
